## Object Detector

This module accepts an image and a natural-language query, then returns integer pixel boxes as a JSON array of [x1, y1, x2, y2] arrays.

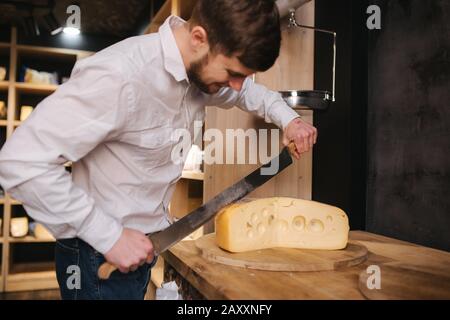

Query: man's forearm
[[0, 161, 123, 254], [234, 78, 300, 129]]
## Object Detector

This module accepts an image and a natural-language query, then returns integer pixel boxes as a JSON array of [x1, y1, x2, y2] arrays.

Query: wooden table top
[[162, 231, 450, 299]]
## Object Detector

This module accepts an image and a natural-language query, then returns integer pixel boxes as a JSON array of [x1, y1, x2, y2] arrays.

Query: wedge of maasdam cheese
[[215, 197, 349, 252]]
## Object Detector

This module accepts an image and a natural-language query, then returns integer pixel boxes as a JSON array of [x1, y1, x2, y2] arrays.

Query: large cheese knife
[[98, 143, 296, 279]]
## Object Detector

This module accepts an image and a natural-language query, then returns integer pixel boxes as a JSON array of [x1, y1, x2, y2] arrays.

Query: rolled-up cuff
[[270, 102, 301, 130], [76, 207, 123, 254]]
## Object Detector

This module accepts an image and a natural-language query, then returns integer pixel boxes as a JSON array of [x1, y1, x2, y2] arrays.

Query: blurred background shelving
[[0, 27, 93, 293]]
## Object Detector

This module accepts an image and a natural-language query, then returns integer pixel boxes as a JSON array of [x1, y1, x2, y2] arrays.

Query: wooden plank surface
[[162, 231, 450, 300], [6, 271, 58, 292], [16, 44, 92, 60], [181, 170, 204, 181], [8, 236, 55, 243], [14, 82, 58, 95], [195, 233, 368, 271], [359, 262, 450, 300]]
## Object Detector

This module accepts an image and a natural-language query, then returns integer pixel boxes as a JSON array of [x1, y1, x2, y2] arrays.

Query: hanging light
[[63, 27, 80, 35]]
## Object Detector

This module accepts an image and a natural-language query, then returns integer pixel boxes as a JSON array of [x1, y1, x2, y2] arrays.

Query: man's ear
[[190, 26, 209, 53]]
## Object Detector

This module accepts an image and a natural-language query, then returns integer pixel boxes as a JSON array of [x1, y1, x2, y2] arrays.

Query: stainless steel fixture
[[279, 9, 337, 111]]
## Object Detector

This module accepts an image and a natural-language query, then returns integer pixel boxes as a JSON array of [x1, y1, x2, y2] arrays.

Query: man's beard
[[187, 54, 212, 94]]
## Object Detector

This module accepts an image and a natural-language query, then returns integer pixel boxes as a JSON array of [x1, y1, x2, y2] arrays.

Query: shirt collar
[[159, 15, 189, 83]]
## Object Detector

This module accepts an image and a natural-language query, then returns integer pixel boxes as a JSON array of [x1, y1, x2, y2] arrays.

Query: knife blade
[[98, 144, 294, 279]]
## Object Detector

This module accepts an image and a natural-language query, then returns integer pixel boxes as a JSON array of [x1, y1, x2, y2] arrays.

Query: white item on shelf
[[24, 68, 58, 85], [29, 222, 55, 240], [10, 217, 29, 238], [183, 145, 203, 172], [156, 281, 183, 300], [20, 105, 34, 121], [0, 100, 6, 119], [0, 66, 6, 81]]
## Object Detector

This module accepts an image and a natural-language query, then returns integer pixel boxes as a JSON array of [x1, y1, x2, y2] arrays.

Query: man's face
[[187, 51, 255, 94]]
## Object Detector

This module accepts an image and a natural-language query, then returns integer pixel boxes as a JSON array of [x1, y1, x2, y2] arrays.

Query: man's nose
[[229, 78, 245, 91]]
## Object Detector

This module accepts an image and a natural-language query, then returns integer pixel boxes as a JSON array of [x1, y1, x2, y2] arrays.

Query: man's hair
[[189, 0, 281, 72]]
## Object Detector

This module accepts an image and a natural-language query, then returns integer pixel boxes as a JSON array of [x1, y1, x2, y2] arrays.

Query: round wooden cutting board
[[195, 233, 368, 272], [359, 262, 450, 300]]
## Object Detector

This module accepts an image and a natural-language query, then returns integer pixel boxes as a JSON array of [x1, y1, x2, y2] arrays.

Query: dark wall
[[313, 0, 368, 231], [366, 0, 450, 251]]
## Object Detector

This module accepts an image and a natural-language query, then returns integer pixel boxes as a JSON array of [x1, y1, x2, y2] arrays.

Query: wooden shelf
[[154, 0, 172, 22], [0, 81, 9, 90], [145, 0, 198, 34], [1, 27, 94, 293], [9, 236, 55, 243], [11, 199, 21, 205], [9, 261, 55, 274], [15, 82, 58, 94], [6, 271, 58, 292], [6, 262, 58, 292], [17, 44, 93, 60], [147, 0, 172, 33], [181, 170, 204, 181], [178, 0, 198, 19]]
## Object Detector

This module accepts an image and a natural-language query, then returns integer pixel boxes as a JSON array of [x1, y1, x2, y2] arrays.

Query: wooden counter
[[161, 231, 450, 300]]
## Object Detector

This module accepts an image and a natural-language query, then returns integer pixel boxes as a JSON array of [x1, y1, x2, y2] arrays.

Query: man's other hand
[[283, 117, 318, 160], [104, 228, 154, 274]]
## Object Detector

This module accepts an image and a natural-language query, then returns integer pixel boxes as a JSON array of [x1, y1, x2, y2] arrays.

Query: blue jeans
[[55, 237, 157, 300]]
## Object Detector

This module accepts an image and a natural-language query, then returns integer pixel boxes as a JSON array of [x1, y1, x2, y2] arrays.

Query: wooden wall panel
[[203, 2, 315, 232], [256, 1, 315, 91]]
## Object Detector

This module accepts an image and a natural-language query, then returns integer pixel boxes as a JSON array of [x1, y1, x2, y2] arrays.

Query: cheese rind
[[29, 222, 55, 240], [10, 217, 29, 238], [215, 197, 349, 252]]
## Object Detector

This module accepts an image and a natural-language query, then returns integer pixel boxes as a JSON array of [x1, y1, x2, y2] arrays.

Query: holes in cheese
[[308, 219, 325, 233], [215, 197, 349, 252], [293, 216, 306, 231]]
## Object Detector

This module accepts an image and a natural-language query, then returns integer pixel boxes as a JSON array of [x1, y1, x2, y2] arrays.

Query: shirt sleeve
[[0, 55, 132, 254], [206, 77, 300, 130]]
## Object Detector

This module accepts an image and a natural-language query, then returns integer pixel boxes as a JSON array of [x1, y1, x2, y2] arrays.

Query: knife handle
[[287, 142, 298, 156], [98, 262, 117, 280]]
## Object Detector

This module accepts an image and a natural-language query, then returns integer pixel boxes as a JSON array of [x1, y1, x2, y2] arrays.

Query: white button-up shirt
[[0, 16, 299, 254]]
